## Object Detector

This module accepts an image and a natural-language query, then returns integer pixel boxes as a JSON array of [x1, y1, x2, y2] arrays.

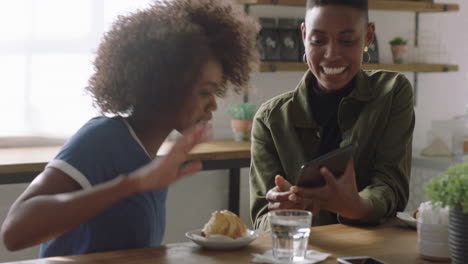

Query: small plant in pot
[[389, 36, 408, 64], [425, 161, 468, 264], [225, 102, 257, 141]]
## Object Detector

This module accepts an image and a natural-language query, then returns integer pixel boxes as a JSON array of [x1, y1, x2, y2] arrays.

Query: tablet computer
[[296, 144, 355, 188]]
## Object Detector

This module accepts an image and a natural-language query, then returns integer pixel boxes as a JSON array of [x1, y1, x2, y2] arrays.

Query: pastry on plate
[[201, 210, 248, 239]]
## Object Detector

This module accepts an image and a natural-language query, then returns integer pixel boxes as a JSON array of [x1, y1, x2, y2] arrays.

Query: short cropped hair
[[306, 0, 369, 22], [87, 0, 260, 116]]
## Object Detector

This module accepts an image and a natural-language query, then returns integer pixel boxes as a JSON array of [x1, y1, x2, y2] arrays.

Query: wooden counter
[[0, 140, 251, 214], [0, 140, 250, 176]]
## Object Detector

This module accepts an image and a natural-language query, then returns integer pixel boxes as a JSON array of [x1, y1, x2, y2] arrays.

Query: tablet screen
[[296, 144, 355, 187]]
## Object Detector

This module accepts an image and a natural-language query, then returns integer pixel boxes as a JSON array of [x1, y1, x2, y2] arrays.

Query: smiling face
[[302, 5, 374, 91], [174, 57, 223, 131]]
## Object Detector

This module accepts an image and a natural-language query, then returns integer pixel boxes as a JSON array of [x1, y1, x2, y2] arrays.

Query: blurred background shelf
[[260, 62, 459, 73], [238, 0, 459, 12]]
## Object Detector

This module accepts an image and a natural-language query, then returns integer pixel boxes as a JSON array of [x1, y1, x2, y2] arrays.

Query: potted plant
[[225, 102, 257, 141], [425, 161, 468, 264], [389, 36, 408, 64]]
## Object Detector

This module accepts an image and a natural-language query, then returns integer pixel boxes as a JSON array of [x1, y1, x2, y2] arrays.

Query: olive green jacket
[[250, 70, 415, 231]]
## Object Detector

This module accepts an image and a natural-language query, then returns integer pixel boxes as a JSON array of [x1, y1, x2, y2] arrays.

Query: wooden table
[[1, 220, 446, 264], [0, 140, 251, 215]]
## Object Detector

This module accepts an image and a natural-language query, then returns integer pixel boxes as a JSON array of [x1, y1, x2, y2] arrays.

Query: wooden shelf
[[362, 63, 458, 72], [238, 0, 459, 12], [369, 0, 458, 12], [260, 62, 458, 72]]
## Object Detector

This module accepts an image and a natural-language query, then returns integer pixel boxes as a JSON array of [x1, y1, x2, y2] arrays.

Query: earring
[[363, 46, 371, 64], [302, 53, 307, 64]]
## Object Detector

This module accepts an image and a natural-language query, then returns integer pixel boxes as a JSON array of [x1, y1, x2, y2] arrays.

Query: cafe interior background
[[0, 0, 465, 261]]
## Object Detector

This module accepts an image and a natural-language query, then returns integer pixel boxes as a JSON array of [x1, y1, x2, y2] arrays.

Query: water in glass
[[270, 214, 311, 261]]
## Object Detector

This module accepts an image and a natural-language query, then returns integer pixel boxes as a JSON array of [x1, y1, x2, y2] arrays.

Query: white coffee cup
[[417, 221, 450, 261]]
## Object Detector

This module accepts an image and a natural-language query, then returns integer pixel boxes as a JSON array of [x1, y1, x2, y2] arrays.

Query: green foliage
[[389, 37, 408, 46], [225, 102, 257, 120], [424, 162, 468, 213]]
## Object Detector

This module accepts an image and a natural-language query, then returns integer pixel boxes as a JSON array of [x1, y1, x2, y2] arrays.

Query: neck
[[125, 115, 173, 159]]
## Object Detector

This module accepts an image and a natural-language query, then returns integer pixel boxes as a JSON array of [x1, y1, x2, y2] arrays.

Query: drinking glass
[[268, 209, 312, 262]]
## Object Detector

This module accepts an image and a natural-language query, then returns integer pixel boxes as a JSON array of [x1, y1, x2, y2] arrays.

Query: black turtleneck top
[[308, 78, 354, 155]]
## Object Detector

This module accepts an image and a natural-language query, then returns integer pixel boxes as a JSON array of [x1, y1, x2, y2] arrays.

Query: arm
[[1, 123, 207, 251], [1, 169, 138, 251], [250, 109, 303, 231], [250, 110, 278, 231], [352, 76, 415, 223]]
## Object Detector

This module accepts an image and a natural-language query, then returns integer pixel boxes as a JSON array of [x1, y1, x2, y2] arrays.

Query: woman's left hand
[[289, 160, 373, 220], [128, 123, 209, 193]]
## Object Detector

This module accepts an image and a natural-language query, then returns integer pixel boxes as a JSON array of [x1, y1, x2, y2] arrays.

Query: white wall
[[245, 1, 468, 150], [413, 0, 468, 149], [1, 1, 467, 262]]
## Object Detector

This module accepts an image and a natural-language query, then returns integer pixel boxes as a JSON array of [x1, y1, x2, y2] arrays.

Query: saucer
[[185, 229, 258, 250], [396, 212, 417, 229]]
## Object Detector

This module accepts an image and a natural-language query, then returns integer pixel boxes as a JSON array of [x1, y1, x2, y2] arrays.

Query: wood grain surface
[[2, 220, 448, 264], [0, 140, 251, 175]]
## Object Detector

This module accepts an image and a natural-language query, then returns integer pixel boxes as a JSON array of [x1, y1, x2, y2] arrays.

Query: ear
[[365, 23, 375, 47], [301, 21, 307, 45]]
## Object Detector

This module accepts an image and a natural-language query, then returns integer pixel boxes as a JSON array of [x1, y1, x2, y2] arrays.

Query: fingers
[[311, 203, 321, 215], [288, 193, 302, 203], [345, 158, 354, 171], [288, 193, 322, 214], [290, 167, 336, 199], [266, 187, 292, 202], [275, 175, 292, 192], [288, 193, 310, 207], [167, 123, 210, 163], [291, 185, 322, 201], [201, 123, 214, 141], [268, 201, 304, 211], [320, 167, 337, 191], [177, 161, 202, 178], [179, 123, 211, 150], [342, 159, 356, 182], [266, 175, 293, 202]]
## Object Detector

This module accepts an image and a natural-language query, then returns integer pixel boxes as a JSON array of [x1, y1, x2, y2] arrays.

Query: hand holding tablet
[[296, 144, 356, 188]]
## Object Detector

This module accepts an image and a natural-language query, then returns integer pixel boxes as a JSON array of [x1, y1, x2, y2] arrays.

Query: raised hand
[[129, 123, 210, 192]]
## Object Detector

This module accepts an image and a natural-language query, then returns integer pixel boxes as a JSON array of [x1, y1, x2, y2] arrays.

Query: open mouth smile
[[321, 66, 346, 75]]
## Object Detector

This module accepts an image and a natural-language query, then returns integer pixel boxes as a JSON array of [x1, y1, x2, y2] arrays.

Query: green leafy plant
[[389, 37, 408, 46], [225, 102, 257, 120], [424, 162, 468, 213]]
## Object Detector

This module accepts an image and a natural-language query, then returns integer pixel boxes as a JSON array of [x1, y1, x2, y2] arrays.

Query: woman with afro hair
[[1, 0, 259, 257]]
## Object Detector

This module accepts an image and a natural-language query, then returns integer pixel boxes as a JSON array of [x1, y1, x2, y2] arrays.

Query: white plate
[[396, 212, 417, 229], [185, 229, 259, 250]]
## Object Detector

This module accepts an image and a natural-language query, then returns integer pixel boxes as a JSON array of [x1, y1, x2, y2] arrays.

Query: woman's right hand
[[266, 175, 306, 210], [128, 123, 210, 193]]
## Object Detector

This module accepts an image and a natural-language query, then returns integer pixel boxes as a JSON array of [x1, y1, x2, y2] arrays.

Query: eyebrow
[[310, 29, 357, 34], [311, 29, 326, 34], [200, 81, 220, 88]]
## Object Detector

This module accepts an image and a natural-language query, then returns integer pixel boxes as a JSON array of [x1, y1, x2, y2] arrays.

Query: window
[[0, 0, 152, 138]]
